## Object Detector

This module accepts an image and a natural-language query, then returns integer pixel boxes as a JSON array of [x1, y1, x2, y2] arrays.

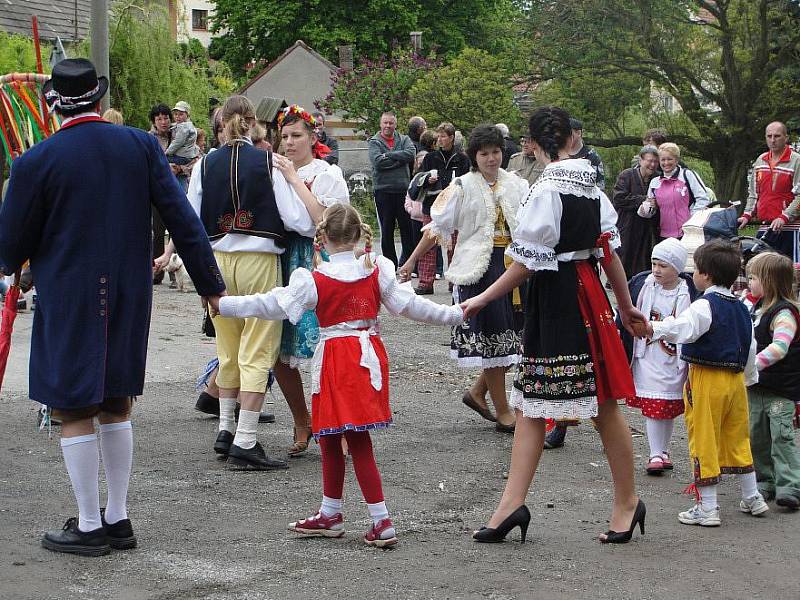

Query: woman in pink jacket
[[645, 143, 710, 240]]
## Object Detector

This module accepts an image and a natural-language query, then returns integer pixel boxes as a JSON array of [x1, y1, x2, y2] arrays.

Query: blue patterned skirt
[[280, 234, 320, 362]]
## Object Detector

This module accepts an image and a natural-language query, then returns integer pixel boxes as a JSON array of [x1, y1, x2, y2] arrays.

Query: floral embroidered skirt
[[511, 259, 634, 419], [451, 248, 522, 368], [280, 234, 320, 365]]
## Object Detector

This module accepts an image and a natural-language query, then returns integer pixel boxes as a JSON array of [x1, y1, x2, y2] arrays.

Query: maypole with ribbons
[[0, 73, 60, 168]]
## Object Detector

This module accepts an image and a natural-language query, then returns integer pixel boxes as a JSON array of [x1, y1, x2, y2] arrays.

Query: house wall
[[176, 0, 215, 47], [241, 48, 335, 121]]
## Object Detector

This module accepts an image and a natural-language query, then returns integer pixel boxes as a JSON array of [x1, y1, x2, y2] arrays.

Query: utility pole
[[91, 0, 110, 111]]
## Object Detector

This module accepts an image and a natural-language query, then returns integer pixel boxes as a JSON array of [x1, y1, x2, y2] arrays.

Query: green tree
[[210, 0, 523, 77], [520, 0, 800, 202], [402, 48, 521, 134], [316, 49, 440, 135], [0, 32, 38, 75], [109, 2, 234, 131]]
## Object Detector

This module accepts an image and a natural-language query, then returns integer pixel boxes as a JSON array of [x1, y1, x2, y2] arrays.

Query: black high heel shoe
[[473, 505, 531, 544], [600, 499, 646, 544]]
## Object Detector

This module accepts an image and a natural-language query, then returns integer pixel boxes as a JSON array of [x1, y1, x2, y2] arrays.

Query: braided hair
[[312, 204, 374, 269], [528, 107, 572, 161]]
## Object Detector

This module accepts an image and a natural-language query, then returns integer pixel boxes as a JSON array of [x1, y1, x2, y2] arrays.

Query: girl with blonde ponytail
[[213, 203, 464, 547]]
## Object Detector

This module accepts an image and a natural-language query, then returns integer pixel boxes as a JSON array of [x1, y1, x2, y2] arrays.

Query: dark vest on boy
[[754, 300, 800, 399], [681, 292, 752, 372], [200, 141, 287, 245]]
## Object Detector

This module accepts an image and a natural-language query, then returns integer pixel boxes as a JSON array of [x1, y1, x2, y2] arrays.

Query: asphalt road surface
[[1, 284, 798, 600]]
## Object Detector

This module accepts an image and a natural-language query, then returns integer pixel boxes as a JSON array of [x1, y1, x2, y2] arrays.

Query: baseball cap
[[172, 101, 191, 114]]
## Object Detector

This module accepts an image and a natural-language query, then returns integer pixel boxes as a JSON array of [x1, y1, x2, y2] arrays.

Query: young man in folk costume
[[0, 59, 226, 556]]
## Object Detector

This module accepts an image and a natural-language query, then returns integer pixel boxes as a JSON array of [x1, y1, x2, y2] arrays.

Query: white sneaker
[[678, 503, 721, 526], [739, 493, 769, 516]]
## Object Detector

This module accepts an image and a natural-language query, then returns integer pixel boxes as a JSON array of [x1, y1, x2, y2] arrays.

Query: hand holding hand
[[460, 295, 488, 320], [397, 261, 415, 283], [770, 217, 785, 232], [620, 306, 648, 337]]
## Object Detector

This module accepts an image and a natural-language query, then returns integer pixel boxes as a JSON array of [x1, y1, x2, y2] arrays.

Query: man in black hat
[[0, 58, 226, 556], [568, 117, 607, 192]]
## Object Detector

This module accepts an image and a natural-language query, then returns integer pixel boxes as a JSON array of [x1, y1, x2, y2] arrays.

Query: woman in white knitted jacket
[[400, 125, 530, 432]]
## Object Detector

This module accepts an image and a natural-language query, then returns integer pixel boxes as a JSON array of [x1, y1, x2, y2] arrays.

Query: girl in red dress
[[215, 204, 463, 547]]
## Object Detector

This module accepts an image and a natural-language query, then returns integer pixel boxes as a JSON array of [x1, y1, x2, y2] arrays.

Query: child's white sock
[[738, 471, 759, 499], [645, 418, 673, 458], [218, 396, 237, 433], [699, 484, 718, 511], [232, 409, 259, 449], [99, 421, 133, 524], [367, 501, 390, 525], [319, 496, 343, 517], [61, 434, 102, 532]]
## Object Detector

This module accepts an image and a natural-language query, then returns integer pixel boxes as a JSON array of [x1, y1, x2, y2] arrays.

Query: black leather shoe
[[100, 509, 137, 550], [776, 494, 800, 510], [41, 517, 111, 556], [227, 442, 289, 470], [415, 286, 434, 295], [214, 430, 234, 455], [259, 410, 276, 424], [195, 392, 220, 416]]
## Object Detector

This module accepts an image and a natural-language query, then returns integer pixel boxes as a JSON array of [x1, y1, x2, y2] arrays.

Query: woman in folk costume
[[213, 204, 463, 547], [462, 107, 647, 544], [627, 238, 694, 475], [188, 95, 319, 470], [399, 125, 530, 433], [272, 105, 350, 456]]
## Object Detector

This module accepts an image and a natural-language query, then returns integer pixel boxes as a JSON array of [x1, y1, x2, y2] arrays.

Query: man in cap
[[0, 58, 225, 556], [507, 133, 545, 186], [568, 117, 606, 191]]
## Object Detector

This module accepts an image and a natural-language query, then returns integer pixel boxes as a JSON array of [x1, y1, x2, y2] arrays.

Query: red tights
[[319, 431, 384, 504]]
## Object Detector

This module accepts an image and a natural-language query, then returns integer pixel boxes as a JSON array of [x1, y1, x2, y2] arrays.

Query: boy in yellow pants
[[647, 240, 767, 526]]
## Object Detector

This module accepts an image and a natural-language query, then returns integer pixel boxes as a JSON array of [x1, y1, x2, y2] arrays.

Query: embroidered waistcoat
[[200, 141, 287, 244], [441, 170, 521, 285], [681, 292, 752, 371]]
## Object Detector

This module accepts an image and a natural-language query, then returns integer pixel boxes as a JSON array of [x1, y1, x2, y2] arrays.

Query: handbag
[[404, 194, 425, 222]]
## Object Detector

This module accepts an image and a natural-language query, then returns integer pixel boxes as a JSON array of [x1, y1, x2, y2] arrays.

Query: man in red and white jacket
[[738, 121, 800, 261]]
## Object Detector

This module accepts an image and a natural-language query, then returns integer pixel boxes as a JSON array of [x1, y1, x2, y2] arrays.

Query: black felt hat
[[43, 58, 109, 113]]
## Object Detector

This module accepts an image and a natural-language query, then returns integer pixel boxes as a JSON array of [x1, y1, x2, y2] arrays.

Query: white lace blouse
[[506, 159, 621, 272]]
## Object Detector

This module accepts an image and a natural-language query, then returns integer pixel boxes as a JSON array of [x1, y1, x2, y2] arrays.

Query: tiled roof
[[0, 0, 91, 41]]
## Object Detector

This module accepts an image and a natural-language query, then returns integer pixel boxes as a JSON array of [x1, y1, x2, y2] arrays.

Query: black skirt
[[451, 248, 522, 368]]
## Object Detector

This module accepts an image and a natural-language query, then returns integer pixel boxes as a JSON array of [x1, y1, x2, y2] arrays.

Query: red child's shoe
[[288, 512, 345, 538], [662, 453, 673, 470], [364, 518, 398, 548]]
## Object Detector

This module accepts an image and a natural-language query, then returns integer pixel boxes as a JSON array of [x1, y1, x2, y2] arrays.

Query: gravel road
[[1, 284, 797, 600]]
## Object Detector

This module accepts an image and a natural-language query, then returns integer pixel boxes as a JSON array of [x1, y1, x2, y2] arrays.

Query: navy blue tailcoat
[[0, 119, 225, 409]]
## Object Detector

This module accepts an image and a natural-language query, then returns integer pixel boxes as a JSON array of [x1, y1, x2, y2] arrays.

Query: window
[[192, 9, 208, 31]]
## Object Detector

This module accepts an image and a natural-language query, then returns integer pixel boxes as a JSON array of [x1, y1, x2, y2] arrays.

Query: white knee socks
[[219, 396, 237, 433], [645, 418, 675, 458], [99, 421, 133, 524], [232, 409, 259, 449], [738, 471, 759, 499], [61, 434, 102, 532]]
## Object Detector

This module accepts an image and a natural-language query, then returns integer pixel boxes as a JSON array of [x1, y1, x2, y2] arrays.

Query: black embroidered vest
[[200, 142, 287, 245], [681, 292, 752, 371]]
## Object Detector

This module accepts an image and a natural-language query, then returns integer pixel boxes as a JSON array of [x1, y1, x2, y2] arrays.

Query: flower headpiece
[[277, 104, 317, 129]]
